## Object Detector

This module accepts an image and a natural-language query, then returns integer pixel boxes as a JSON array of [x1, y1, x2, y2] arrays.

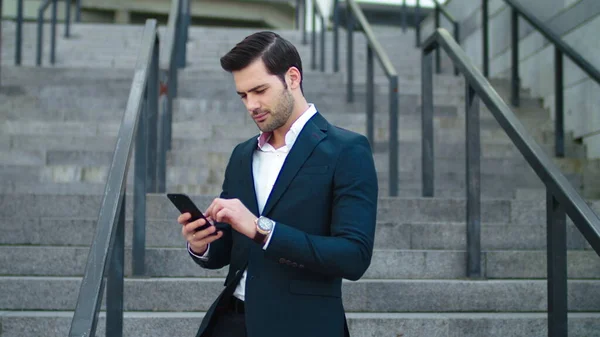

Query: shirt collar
[[257, 104, 318, 151]]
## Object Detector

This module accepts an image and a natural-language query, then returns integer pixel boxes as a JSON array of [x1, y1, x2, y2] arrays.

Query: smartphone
[[167, 193, 214, 233]]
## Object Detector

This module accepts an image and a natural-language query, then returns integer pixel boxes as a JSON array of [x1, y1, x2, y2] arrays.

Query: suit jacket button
[[279, 258, 286, 264], [292, 262, 298, 268]]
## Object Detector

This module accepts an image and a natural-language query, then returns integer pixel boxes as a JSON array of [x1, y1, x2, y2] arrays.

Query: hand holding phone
[[167, 193, 213, 232], [168, 193, 223, 255]]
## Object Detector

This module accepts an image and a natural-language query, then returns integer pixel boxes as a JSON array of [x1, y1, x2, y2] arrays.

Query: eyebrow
[[237, 84, 268, 96]]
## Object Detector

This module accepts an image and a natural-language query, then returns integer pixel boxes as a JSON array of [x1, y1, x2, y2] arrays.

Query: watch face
[[258, 217, 274, 231]]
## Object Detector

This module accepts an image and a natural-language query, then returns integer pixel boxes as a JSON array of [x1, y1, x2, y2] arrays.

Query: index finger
[[177, 212, 191, 224], [204, 198, 222, 219]]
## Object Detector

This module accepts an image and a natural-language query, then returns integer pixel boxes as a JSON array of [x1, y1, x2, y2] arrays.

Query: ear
[[286, 66, 302, 90]]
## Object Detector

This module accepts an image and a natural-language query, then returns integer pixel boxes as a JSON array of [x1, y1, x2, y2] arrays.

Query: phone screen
[[167, 193, 213, 232]]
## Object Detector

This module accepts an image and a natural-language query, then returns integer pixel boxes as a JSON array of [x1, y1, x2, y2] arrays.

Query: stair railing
[[342, 0, 400, 197], [481, 0, 600, 158], [422, 27, 600, 337], [35, 0, 76, 66], [309, 0, 327, 72], [133, 0, 189, 276], [36, 0, 58, 65], [68, 19, 161, 337], [14, 0, 24, 65], [432, 0, 459, 75]]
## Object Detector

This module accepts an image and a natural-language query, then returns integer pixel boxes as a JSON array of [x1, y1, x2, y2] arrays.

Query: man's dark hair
[[220, 31, 303, 91]]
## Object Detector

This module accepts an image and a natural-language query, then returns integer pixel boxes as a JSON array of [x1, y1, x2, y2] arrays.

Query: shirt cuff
[[188, 242, 209, 260], [262, 223, 276, 250]]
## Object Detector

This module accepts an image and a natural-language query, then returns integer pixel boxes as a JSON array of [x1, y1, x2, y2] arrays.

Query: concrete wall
[[1, 0, 296, 28], [421, 0, 600, 159]]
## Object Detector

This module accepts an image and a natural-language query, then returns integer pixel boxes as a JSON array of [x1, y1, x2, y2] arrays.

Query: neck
[[269, 98, 309, 148]]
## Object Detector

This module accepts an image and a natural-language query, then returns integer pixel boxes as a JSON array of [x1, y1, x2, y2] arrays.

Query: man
[[178, 31, 378, 337]]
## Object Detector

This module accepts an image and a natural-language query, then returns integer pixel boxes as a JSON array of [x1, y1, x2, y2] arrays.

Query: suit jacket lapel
[[262, 112, 328, 217], [238, 139, 260, 217]]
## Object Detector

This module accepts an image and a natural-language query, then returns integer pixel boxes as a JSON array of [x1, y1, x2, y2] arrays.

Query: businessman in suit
[[178, 31, 378, 337]]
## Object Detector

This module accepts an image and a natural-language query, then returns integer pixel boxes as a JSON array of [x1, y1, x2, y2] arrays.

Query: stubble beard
[[255, 88, 295, 133]]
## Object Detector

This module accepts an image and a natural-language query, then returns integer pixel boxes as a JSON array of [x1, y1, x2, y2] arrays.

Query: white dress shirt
[[189, 104, 318, 301]]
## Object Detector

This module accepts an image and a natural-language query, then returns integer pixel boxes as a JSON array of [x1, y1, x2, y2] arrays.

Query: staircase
[[1, 20, 600, 336]]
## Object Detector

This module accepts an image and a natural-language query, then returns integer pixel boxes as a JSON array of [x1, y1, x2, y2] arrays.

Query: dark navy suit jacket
[[192, 112, 378, 337]]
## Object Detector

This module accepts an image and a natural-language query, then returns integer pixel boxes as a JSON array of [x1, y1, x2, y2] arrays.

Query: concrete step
[[0, 120, 529, 149], [169, 182, 522, 199], [0, 180, 524, 199], [1, 311, 598, 337], [0, 163, 570, 193], [1, 276, 599, 312], [2, 246, 598, 279], [1, 208, 592, 249], [0, 142, 539, 166], [1, 194, 598, 227]]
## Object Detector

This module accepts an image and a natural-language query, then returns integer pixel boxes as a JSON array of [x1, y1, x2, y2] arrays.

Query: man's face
[[233, 59, 294, 133]]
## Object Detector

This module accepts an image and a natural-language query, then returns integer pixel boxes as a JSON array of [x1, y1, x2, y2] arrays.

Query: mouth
[[253, 112, 268, 123]]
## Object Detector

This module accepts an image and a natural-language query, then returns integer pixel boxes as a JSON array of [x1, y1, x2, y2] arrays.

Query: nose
[[246, 95, 261, 113]]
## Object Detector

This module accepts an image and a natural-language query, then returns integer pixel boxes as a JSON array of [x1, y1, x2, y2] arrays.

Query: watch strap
[[253, 231, 267, 245]]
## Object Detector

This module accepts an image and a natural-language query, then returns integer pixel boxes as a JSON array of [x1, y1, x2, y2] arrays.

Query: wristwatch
[[253, 216, 275, 244]]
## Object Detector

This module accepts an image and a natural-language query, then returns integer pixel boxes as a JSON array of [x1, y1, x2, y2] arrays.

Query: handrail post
[[36, 4, 45, 66], [0, 0, 2, 87], [16, 0, 24, 65], [401, 0, 407, 33], [106, 192, 125, 337], [434, 3, 441, 74], [388, 75, 399, 197], [302, 0, 307, 45], [311, 1, 316, 70], [547, 190, 568, 337], [76, 0, 82, 22], [177, 0, 188, 69], [453, 22, 460, 76], [482, 0, 489, 77], [148, 38, 160, 193], [167, 58, 177, 153], [65, 0, 71, 38], [346, 4, 354, 102], [333, 0, 339, 72], [511, 8, 520, 107], [157, 70, 168, 193], [415, 0, 421, 47], [422, 50, 434, 197], [133, 89, 149, 276], [295, 0, 301, 29], [50, 0, 58, 65], [366, 45, 374, 147], [466, 83, 481, 278], [320, 14, 325, 72], [555, 47, 564, 158]]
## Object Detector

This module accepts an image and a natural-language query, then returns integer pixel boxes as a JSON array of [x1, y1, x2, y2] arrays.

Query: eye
[[255, 89, 266, 94]]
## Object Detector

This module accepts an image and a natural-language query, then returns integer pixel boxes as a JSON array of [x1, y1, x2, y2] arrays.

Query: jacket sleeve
[[264, 136, 378, 281], [189, 145, 238, 270]]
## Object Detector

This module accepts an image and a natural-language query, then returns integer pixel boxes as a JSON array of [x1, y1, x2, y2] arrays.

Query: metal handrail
[[432, 0, 459, 74], [434, 0, 456, 22], [0, 0, 3, 87], [310, 0, 327, 72], [297, 0, 308, 45], [491, 0, 600, 157], [36, 0, 57, 66], [15, 0, 24, 65], [342, 0, 400, 196], [422, 27, 600, 337], [34, 0, 76, 66], [68, 19, 160, 337], [128, 0, 189, 276]]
